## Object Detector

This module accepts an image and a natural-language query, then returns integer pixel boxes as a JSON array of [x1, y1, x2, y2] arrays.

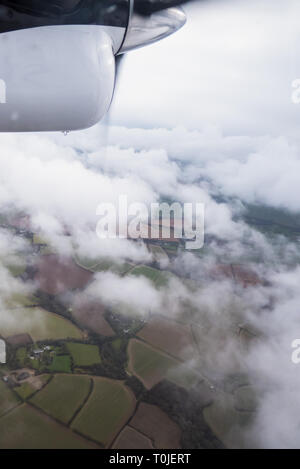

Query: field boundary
[[68, 377, 94, 426]]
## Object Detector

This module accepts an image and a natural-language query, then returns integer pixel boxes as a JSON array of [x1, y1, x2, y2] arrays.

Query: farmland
[[74, 254, 133, 275], [0, 380, 20, 417], [34, 255, 93, 295], [128, 265, 170, 288], [91, 260, 134, 275], [127, 339, 179, 389], [48, 355, 72, 373], [137, 315, 195, 361], [130, 402, 181, 449], [0, 240, 228, 450], [70, 298, 115, 336], [5, 293, 40, 309], [30, 374, 92, 424], [5, 260, 27, 278], [0, 307, 82, 341], [15, 382, 36, 400], [71, 377, 136, 447], [166, 365, 200, 390], [0, 404, 96, 449], [0, 211, 258, 450], [112, 426, 153, 449], [66, 342, 102, 367]]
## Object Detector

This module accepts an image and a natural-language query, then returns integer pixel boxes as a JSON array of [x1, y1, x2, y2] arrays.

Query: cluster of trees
[[35, 291, 70, 319], [144, 380, 223, 449]]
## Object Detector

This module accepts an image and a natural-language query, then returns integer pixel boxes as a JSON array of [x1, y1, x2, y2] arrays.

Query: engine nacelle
[[0, 0, 186, 132], [0, 27, 115, 131]]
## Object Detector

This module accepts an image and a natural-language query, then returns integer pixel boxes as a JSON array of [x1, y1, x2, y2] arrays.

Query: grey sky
[[110, 0, 300, 139]]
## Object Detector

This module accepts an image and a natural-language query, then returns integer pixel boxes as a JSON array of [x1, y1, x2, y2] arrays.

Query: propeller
[[134, 0, 192, 16], [99, 52, 125, 159], [102, 0, 193, 143]]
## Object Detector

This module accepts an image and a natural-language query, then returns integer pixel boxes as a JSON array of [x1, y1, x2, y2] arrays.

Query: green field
[[0, 307, 83, 341], [30, 374, 91, 424], [66, 342, 102, 367], [128, 265, 170, 288], [16, 347, 27, 365], [92, 260, 133, 275], [74, 254, 133, 275], [6, 261, 27, 277], [48, 355, 72, 373], [0, 252, 27, 278], [0, 380, 20, 417], [72, 377, 136, 447], [127, 339, 179, 389], [15, 382, 36, 400], [0, 404, 96, 449], [166, 366, 200, 390], [111, 338, 125, 352], [5, 293, 40, 308]]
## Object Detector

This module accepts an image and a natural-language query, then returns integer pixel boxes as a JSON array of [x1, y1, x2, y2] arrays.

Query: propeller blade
[[115, 53, 125, 91], [99, 53, 125, 150], [134, 0, 196, 16]]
